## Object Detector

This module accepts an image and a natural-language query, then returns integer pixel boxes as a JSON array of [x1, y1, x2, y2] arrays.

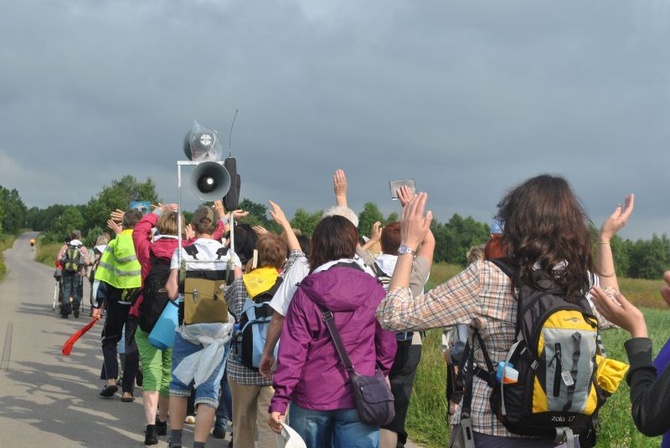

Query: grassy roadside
[[405, 263, 668, 448], [35, 241, 62, 268], [0, 234, 18, 280]]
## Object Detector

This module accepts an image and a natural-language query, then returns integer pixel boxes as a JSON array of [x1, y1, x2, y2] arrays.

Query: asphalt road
[[0, 232, 165, 447], [0, 232, 424, 448]]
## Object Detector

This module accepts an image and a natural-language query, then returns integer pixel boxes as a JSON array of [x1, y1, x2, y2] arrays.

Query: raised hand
[[333, 169, 348, 207], [600, 194, 634, 242], [253, 225, 269, 236], [110, 209, 125, 223], [397, 185, 415, 207], [400, 192, 433, 251], [107, 219, 122, 236], [269, 201, 290, 228], [590, 286, 647, 338]]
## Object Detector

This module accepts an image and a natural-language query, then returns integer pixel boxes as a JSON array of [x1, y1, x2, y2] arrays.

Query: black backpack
[[61, 243, 83, 273], [138, 250, 172, 333], [232, 277, 283, 371], [470, 258, 607, 447]]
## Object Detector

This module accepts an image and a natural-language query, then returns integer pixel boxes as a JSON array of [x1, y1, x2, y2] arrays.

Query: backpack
[[138, 251, 172, 333], [370, 261, 391, 291], [472, 258, 608, 447], [62, 243, 83, 273], [233, 277, 284, 371]]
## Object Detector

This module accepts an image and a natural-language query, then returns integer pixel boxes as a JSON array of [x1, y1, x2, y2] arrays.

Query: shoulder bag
[[319, 307, 395, 426]]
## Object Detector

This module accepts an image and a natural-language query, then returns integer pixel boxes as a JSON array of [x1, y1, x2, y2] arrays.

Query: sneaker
[[212, 427, 225, 439], [144, 424, 158, 445], [155, 417, 167, 436], [185, 415, 195, 425]]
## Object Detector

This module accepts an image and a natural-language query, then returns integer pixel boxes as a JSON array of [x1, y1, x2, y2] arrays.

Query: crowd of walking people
[[54, 169, 670, 448]]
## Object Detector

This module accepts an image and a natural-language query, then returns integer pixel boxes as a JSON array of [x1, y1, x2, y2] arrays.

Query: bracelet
[[597, 241, 610, 245]]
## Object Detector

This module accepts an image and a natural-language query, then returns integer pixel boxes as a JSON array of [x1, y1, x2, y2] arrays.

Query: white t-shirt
[[170, 238, 235, 271], [269, 256, 310, 316]]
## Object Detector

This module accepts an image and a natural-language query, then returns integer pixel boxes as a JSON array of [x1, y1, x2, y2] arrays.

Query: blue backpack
[[233, 277, 283, 370]]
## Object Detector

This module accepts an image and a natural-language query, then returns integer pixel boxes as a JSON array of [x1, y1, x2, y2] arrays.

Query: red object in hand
[[55, 260, 62, 268], [62, 318, 99, 356]]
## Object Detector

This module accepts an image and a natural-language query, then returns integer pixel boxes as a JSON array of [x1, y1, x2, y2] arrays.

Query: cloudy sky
[[1, 1, 668, 240]]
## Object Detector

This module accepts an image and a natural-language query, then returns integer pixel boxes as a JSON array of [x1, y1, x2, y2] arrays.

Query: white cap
[[276, 422, 307, 448]]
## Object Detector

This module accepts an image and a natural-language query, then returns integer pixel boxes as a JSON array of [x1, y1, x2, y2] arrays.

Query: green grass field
[[405, 264, 669, 448]]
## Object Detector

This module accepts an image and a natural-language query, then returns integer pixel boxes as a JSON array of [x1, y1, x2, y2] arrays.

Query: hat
[[276, 422, 307, 448], [490, 218, 503, 235]]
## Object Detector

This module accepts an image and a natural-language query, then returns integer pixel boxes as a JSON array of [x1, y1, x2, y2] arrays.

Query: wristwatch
[[397, 244, 416, 256]]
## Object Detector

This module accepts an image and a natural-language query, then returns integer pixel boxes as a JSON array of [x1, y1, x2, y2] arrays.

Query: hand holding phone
[[389, 179, 416, 200]]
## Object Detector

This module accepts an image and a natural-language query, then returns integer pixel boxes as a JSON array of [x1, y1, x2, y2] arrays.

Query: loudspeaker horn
[[189, 161, 231, 201]]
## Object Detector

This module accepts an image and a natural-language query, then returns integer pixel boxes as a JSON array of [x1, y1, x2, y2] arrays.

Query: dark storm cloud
[[1, 0, 668, 239]]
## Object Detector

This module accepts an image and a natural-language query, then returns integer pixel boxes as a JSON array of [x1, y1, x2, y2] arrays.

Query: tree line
[[1, 176, 668, 280]]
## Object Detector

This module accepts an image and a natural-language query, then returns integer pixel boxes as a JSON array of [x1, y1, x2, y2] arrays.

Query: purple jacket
[[270, 264, 397, 415]]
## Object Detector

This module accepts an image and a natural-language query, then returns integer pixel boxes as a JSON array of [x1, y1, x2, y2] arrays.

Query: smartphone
[[389, 179, 416, 200]]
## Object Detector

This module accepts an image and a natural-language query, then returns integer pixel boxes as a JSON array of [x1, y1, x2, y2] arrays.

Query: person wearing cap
[[56, 229, 90, 318]]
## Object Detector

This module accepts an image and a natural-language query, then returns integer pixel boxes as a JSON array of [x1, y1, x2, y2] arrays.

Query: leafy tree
[[386, 211, 399, 223], [51, 207, 85, 242], [290, 208, 322, 236], [358, 202, 385, 239], [84, 176, 159, 232], [0, 187, 27, 233], [628, 235, 670, 279]]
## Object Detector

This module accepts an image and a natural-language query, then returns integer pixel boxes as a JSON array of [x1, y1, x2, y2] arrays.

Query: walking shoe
[[167, 439, 182, 448], [73, 308, 80, 318], [155, 417, 167, 436], [212, 427, 225, 439], [144, 424, 158, 445]]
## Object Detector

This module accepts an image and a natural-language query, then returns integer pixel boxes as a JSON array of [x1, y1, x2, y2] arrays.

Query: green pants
[[135, 327, 172, 396]]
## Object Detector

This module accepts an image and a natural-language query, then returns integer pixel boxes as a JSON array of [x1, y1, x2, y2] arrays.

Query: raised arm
[[269, 200, 301, 252], [596, 194, 634, 291], [388, 192, 433, 292]]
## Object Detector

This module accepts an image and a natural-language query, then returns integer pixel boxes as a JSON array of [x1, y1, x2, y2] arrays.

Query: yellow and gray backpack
[[473, 258, 611, 448]]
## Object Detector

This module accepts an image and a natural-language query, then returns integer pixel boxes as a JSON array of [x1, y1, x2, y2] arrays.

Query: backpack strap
[[488, 257, 515, 278], [215, 247, 228, 260], [184, 245, 199, 259], [370, 261, 387, 278]]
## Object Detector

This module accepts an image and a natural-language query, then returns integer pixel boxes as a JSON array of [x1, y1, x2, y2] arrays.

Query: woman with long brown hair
[[377, 174, 633, 447]]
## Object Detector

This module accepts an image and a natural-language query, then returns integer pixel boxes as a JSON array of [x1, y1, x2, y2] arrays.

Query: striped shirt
[[376, 259, 611, 438]]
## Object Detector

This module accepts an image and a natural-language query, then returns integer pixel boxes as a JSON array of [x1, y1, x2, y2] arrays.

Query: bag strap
[[320, 307, 355, 374], [459, 328, 477, 418]]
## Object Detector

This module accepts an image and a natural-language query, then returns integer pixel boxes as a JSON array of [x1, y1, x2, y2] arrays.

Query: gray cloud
[[1, 0, 668, 240]]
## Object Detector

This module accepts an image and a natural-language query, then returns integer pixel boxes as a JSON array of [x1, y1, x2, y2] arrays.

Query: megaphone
[[189, 161, 231, 201], [183, 121, 223, 162]]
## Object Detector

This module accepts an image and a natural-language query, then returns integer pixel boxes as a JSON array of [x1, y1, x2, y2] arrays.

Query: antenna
[[228, 109, 239, 157]]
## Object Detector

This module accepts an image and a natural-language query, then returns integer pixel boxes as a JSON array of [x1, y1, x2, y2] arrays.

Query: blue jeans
[[169, 332, 226, 409], [215, 351, 232, 430], [288, 402, 380, 448]]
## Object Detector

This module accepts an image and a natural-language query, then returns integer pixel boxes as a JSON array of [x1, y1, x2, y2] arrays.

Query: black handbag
[[319, 308, 395, 426]]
